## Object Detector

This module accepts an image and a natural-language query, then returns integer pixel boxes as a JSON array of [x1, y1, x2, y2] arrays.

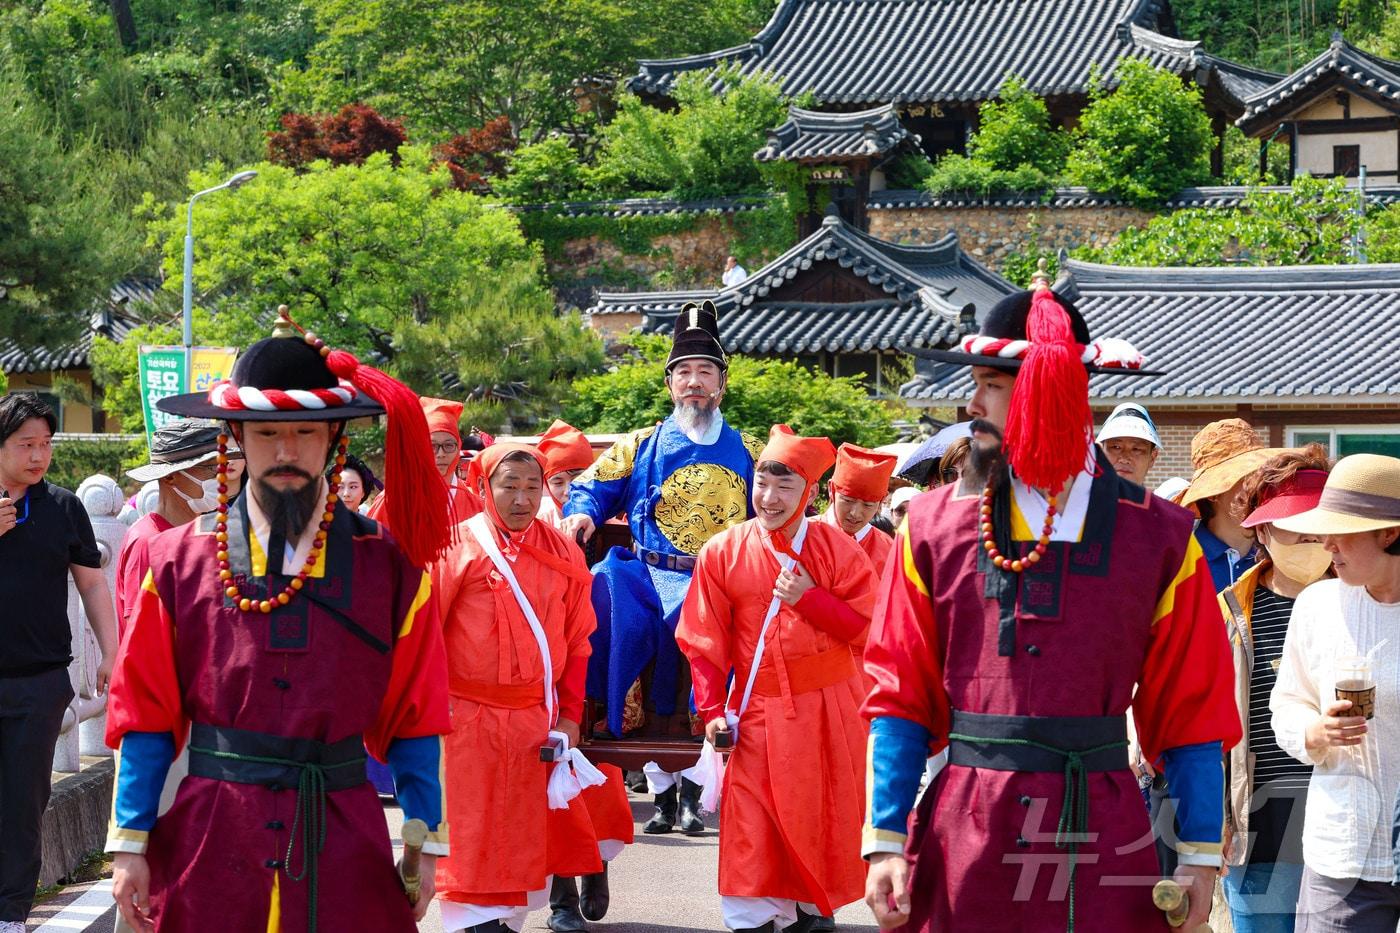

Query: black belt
[[947, 710, 1129, 933], [634, 545, 696, 572], [187, 723, 368, 933]]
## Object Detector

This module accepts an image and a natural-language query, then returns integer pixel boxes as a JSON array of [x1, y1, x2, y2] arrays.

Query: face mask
[[1268, 539, 1332, 586], [174, 471, 221, 514]]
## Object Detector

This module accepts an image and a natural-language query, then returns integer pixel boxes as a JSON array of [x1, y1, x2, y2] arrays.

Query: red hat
[[830, 443, 897, 502], [420, 397, 463, 445], [758, 424, 836, 486], [537, 420, 594, 479], [1242, 469, 1328, 528]]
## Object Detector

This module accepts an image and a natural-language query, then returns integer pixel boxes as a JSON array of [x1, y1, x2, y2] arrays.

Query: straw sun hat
[[1180, 418, 1285, 507], [1275, 454, 1400, 536]]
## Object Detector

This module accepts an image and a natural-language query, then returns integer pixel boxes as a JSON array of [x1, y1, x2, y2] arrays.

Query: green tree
[[923, 75, 1067, 197], [493, 137, 586, 203], [1085, 175, 1371, 266], [589, 70, 790, 199], [1066, 60, 1214, 208], [0, 64, 137, 349], [135, 147, 602, 428], [284, 0, 772, 143], [564, 335, 896, 447]]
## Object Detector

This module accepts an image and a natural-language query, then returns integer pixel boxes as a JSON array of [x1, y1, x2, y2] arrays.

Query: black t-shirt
[[0, 480, 102, 677]]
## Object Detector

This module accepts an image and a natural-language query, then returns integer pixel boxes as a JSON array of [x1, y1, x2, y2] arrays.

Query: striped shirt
[[1246, 584, 1311, 863]]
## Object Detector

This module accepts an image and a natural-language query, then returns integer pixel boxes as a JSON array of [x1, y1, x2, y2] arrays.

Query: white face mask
[[174, 471, 221, 514]]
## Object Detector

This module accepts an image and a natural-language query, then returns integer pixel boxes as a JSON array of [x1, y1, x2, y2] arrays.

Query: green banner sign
[[138, 346, 186, 448]]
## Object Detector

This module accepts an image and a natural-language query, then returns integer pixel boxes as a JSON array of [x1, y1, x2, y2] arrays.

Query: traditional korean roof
[[589, 212, 1015, 353], [866, 184, 1400, 210], [755, 105, 914, 163], [512, 194, 774, 218], [901, 257, 1400, 404], [0, 280, 160, 375], [630, 0, 1277, 111], [1239, 35, 1400, 135]]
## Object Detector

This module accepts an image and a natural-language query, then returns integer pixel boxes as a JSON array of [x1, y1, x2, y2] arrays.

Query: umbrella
[[897, 422, 973, 485]]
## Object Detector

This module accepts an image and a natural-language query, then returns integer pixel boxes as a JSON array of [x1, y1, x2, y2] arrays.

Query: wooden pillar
[[1211, 112, 1227, 179]]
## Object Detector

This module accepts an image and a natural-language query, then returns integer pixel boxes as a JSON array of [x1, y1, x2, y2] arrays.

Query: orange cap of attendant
[[757, 424, 837, 486], [830, 443, 897, 502], [537, 419, 594, 479], [420, 397, 464, 445], [477, 442, 545, 532]]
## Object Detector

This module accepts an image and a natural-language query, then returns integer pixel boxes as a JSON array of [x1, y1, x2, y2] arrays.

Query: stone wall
[[868, 204, 1156, 269]]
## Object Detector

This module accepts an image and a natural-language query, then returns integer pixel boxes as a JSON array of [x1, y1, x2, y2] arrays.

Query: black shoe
[[625, 769, 648, 793], [465, 923, 510, 933], [678, 777, 706, 835], [783, 909, 822, 933], [808, 915, 835, 931], [580, 863, 610, 921], [643, 785, 678, 834], [732, 925, 776, 933], [547, 875, 588, 932]]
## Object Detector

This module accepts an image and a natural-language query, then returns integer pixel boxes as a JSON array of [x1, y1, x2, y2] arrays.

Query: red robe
[[863, 468, 1242, 931], [677, 519, 876, 914], [433, 515, 620, 905], [114, 511, 173, 635], [367, 474, 480, 528], [105, 495, 449, 932]]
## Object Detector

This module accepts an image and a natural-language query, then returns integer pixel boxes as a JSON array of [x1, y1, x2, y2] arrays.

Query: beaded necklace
[[979, 478, 1061, 574]]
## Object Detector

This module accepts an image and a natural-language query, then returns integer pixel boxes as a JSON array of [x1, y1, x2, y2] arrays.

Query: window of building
[[1333, 145, 1361, 178], [1290, 426, 1400, 459]]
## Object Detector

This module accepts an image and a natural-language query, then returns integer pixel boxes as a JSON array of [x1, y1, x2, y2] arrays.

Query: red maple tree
[[267, 104, 409, 169], [435, 116, 517, 193]]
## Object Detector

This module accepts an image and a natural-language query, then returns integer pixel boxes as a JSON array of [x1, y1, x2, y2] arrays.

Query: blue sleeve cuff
[[107, 731, 176, 853], [1162, 740, 1224, 865], [387, 735, 449, 855], [863, 716, 932, 857]]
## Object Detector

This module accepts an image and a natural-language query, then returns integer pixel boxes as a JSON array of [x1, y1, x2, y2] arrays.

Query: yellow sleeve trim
[[398, 570, 433, 639], [1175, 840, 1223, 856], [141, 568, 159, 596], [901, 532, 930, 598], [1152, 535, 1205, 626], [105, 826, 150, 855]]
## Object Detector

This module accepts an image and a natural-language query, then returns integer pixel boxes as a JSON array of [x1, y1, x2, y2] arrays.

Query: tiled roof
[[1239, 36, 1400, 134], [901, 258, 1400, 404], [630, 0, 1275, 110], [590, 212, 1015, 352], [0, 280, 160, 374], [755, 105, 914, 163], [866, 184, 1400, 210], [512, 195, 774, 218]]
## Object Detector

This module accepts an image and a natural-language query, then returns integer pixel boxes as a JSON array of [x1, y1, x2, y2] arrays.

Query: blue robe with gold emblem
[[565, 414, 760, 735]]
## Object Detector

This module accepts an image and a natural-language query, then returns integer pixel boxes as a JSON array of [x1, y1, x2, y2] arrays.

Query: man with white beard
[[561, 301, 762, 839]]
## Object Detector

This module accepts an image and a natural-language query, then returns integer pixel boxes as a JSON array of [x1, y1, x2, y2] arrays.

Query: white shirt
[[722, 264, 748, 288], [1271, 579, 1400, 881]]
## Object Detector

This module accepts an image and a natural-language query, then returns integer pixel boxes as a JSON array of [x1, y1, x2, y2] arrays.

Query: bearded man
[[560, 301, 762, 835]]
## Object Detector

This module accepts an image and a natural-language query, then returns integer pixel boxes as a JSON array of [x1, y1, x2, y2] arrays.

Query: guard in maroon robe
[[104, 312, 453, 933], [861, 282, 1241, 932]]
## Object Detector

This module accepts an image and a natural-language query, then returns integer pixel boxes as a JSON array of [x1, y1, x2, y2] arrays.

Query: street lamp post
[[182, 170, 258, 387]]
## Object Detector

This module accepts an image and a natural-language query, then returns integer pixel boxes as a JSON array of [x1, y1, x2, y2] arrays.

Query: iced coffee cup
[[1335, 656, 1376, 721]]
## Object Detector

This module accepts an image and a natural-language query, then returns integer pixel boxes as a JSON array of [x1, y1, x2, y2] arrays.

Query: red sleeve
[[1133, 535, 1243, 766], [795, 585, 868, 642], [113, 533, 149, 637], [676, 541, 735, 724], [365, 568, 451, 762], [861, 531, 951, 751], [557, 551, 595, 724], [105, 570, 188, 752]]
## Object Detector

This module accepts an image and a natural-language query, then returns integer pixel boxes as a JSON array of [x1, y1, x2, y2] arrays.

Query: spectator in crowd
[[1221, 446, 1332, 933], [337, 454, 380, 514], [1182, 419, 1284, 592], [1096, 402, 1162, 486], [936, 437, 970, 487], [0, 393, 118, 933], [888, 486, 919, 530], [115, 421, 234, 633], [1271, 453, 1400, 931], [722, 255, 748, 288]]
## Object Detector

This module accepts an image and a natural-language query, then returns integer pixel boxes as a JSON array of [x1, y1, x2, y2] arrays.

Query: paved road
[[27, 790, 879, 932]]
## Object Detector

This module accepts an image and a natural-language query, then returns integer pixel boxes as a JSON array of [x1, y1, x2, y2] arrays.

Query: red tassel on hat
[[1002, 289, 1091, 493], [325, 349, 452, 567]]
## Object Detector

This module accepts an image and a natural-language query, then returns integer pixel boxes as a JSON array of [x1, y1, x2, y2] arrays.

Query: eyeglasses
[[431, 441, 459, 455]]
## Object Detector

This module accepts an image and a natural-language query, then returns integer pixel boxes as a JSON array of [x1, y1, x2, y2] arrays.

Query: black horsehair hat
[[910, 271, 1156, 377], [666, 300, 727, 371]]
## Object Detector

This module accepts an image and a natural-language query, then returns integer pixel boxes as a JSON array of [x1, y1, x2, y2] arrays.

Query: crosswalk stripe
[[32, 880, 114, 932]]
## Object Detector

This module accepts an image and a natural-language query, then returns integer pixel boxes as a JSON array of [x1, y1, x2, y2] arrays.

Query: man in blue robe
[[561, 301, 760, 835]]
